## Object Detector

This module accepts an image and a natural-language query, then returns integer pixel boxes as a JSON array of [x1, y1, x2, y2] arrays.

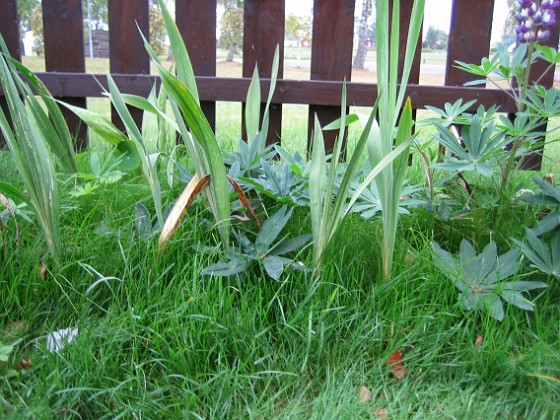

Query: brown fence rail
[[1, 0, 559, 167]]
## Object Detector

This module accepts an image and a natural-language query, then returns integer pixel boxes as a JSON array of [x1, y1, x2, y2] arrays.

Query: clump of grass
[[1, 165, 559, 418]]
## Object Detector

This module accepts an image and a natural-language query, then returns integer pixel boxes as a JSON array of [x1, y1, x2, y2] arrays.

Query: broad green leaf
[[246, 66, 261, 142], [202, 259, 250, 277], [262, 255, 285, 281], [60, 103, 128, 146]]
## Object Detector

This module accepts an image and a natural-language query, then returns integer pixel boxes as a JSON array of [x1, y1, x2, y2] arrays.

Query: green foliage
[[424, 25, 448, 49], [350, 178, 424, 219], [0, 38, 69, 259], [368, 0, 425, 278], [514, 228, 560, 280], [285, 14, 312, 45], [432, 111, 510, 177], [239, 159, 308, 206], [220, 8, 244, 60], [225, 136, 276, 178], [433, 240, 547, 321], [453, 42, 560, 192], [149, 2, 167, 57], [202, 205, 311, 280], [0, 341, 14, 363], [520, 178, 560, 235]]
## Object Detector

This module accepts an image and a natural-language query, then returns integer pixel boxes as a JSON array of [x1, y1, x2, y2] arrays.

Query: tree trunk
[[353, 0, 372, 69], [226, 44, 235, 61]]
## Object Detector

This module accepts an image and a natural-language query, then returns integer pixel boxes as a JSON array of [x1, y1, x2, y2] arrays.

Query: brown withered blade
[[158, 174, 211, 250]]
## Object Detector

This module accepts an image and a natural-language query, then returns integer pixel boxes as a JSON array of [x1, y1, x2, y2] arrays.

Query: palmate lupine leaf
[[432, 240, 547, 321], [520, 177, 560, 235], [432, 115, 510, 177], [513, 228, 560, 279], [202, 205, 310, 281], [0, 44, 61, 259]]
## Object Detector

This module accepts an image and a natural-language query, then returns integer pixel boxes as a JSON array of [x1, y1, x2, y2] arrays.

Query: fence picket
[[43, 0, 88, 150], [243, 0, 285, 146]]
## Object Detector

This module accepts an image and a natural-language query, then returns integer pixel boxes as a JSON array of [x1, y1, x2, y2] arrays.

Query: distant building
[[85, 30, 109, 58]]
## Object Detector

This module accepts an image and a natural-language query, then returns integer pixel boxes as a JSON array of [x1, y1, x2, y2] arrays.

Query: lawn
[[0, 50, 559, 418]]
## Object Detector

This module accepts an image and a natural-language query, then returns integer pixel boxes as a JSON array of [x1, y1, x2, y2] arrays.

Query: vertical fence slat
[[176, 0, 217, 130], [309, 0, 355, 152], [42, 0, 88, 150], [242, 0, 285, 145], [108, 0, 150, 130], [445, 0, 494, 86], [0, 0, 21, 147]]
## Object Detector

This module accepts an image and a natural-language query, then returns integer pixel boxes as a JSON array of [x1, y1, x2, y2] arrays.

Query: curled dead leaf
[[387, 349, 409, 379], [39, 263, 48, 280], [372, 408, 389, 420], [158, 174, 210, 251], [17, 357, 32, 370], [358, 385, 372, 403], [227, 176, 261, 227], [474, 335, 483, 348]]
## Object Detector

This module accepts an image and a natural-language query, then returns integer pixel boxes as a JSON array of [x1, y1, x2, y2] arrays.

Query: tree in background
[[220, 7, 244, 61], [423, 25, 448, 50], [353, 0, 373, 69], [149, 2, 166, 57], [285, 14, 312, 66], [85, 0, 108, 31], [29, 3, 43, 56], [218, 0, 243, 12], [501, 0, 519, 45], [18, 0, 167, 57], [17, 0, 39, 55]]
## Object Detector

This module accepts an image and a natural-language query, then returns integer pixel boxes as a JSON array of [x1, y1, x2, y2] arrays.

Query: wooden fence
[[1, 0, 559, 167]]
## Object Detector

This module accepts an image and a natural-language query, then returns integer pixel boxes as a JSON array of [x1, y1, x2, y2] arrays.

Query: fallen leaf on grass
[[372, 408, 389, 419], [17, 357, 32, 370], [474, 335, 483, 348], [358, 385, 372, 403], [387, 349, 409, 379], [39, 263, 48, 279]]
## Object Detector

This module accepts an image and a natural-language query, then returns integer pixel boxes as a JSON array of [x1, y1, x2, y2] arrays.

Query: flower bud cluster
[[515, 0, 559, 43]]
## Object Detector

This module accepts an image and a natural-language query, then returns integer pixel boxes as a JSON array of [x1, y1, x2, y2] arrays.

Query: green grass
[[1, 142, 559, 417], [1, 56, 559, 418]]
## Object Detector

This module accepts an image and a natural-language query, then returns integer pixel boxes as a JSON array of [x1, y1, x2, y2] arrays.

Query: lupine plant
[[433, 239, 547, 321], [452, 0, 560, 194]]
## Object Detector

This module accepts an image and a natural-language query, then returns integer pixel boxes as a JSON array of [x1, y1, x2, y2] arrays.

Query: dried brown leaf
[[387, 349, 409, 379], [158, 173, 210, 250], [358, 385, 372, 403], [227, 175, 260, 227], [372, 408, 389, 420], [474, 335, 483, 348]]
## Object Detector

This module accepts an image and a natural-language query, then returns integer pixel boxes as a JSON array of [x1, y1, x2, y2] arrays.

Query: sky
[[285, 0, 510, 44]]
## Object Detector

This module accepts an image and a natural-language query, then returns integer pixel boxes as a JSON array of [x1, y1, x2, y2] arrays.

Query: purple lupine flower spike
[[515, 0, 559, 43]]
